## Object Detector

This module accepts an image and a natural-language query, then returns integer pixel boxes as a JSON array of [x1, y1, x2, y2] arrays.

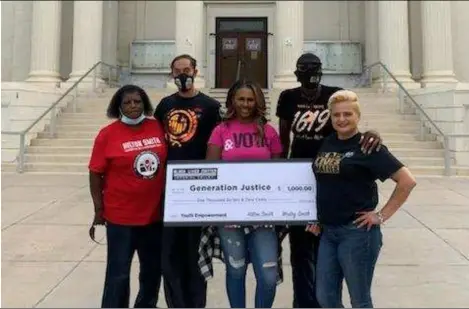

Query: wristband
[[376, 211, 385, 224]]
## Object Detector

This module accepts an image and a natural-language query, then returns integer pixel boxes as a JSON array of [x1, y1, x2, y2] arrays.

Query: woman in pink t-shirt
[[206, 80, 283, 308]]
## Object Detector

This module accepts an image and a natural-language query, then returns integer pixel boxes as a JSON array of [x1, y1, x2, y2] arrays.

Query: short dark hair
[[170, 54, 197, 70], [106, 84, 154, 119]]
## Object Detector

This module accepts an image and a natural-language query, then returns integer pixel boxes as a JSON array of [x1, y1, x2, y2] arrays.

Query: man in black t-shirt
[[276, 53, 381, 308], [154, 54, 221, 308]]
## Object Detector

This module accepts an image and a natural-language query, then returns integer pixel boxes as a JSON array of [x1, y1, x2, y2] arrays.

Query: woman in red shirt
[[88, 84, 168, 308]]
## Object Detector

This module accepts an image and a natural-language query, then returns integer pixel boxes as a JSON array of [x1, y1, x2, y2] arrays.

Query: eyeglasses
[[296, 63, 321, 73]]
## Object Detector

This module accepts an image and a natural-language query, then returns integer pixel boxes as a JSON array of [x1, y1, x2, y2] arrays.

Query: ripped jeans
[[218, 227, 278, 308]]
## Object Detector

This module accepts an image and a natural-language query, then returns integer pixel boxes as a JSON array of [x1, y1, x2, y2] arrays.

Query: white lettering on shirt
[[122, 137, 162, 152]]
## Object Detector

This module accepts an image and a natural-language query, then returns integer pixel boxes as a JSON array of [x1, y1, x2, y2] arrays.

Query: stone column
[[12, 1, 33, 82], [378, 1, 418, 88], [272, 1, 304, 89], [421, 1, 458, 87], [365, 1, 379, 81], [27, 1, 62, 84], [68, 1, 104, 84], [169, 1, 205, 88], [102, 1, 119, 83]]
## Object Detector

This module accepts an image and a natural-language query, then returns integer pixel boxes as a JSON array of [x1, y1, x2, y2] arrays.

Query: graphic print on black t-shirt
[[276, 85, 342, 159], [166, 108, 199, 147], [154, 92, 221, 160], [314, 151, 347, 174], [291, 104, 330, 141], [313, 133, 404, 225]]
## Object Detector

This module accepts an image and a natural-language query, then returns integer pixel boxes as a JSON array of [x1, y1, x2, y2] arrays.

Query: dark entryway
[[215, 17, 268, 88]]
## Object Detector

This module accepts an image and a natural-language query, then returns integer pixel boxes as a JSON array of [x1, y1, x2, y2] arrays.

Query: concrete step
[[38, 131, 99, 139], [2, 162, 88, 173], [76, 95, 166, 104], [406, 165, 469, 177], [31, 138, 95, 147], [56, 124, 109, 132], [378, 133, 437, 142], [359, 119, 421, 126], [384, 140, 441, 149], [25, 154, 90, 163], [1, 163, 18, 173], [362, 113, 419, 120], [358, 125, 420, 134], [399, 157, 446, 166], [26, 146, 92, 154], [57, 118, 112, 125], [59, 113, 121, 119], [386, 148, 444, 158]]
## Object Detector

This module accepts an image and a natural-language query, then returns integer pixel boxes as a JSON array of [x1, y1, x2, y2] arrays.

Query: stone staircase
[[1, 89, 168, 174], [208, 88, 469, 177], [2, 87, 469, 176]]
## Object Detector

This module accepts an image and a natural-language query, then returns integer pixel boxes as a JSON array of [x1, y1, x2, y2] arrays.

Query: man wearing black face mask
[[276, 53, 382, 308], [154, 54, 222, 308]]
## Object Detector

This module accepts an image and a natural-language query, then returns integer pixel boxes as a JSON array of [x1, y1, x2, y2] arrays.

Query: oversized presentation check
[[163, 160, 317, 226]]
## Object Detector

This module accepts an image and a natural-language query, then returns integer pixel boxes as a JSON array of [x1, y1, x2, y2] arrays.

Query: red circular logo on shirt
[[133, 151, 160, 179]]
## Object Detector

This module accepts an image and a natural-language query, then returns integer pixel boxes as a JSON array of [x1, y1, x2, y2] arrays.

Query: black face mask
[[294, 62, 322, 89], [174, 73, 194, 92]]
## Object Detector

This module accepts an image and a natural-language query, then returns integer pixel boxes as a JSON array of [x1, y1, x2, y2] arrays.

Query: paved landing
[[2, 174, 469, 308]]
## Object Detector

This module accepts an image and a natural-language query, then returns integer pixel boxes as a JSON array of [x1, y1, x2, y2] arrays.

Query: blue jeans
[[316, 223, 382, 308], [102, 222, 162, 308], [218, 227, 279, 308]]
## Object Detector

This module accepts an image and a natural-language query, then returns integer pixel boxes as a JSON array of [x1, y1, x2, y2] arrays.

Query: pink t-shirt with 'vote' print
[[208, 120, 283, 161]]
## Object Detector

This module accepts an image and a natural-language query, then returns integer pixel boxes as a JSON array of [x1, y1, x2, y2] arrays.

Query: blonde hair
[[327, 90, 361, 117]]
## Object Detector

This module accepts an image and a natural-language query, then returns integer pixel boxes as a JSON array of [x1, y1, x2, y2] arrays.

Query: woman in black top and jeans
[[308, 90, 416, 308]]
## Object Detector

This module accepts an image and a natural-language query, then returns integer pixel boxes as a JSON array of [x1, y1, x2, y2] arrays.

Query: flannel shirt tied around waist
[[198, 225, 289, 285]]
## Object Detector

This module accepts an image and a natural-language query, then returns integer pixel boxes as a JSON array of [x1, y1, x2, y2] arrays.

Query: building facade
[[2, 0, 469, 89]]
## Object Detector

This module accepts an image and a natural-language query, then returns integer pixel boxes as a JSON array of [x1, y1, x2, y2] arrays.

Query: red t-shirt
[[88, 118, 168, 226]]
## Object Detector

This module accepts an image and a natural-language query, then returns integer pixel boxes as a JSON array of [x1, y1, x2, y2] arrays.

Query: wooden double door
[[215, 17, 268, 88]]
